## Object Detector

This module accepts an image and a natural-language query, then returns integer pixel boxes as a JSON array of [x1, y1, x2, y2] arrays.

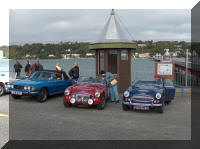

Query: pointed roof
[[97, 9, 132, 43]]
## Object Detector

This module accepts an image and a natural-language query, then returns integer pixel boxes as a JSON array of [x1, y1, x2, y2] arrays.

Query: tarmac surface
[[0, 92, 191, 147], [0, 95, 9, 148]]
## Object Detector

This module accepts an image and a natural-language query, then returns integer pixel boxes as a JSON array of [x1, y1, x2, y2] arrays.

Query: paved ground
[[0, 92, 191, 148], [7, 93, 191, 140], [0, 95, 9, 148]]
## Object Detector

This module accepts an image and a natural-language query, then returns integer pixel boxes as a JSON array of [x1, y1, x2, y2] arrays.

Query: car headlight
[[88, 99, 93, 105], [65, 89, 70, 95], [70, 98, 75, 104], [124, 91, 130, 97], [156, 93, 162, 99], [24, 86, 28, 90], [95, 92, 100, 98]]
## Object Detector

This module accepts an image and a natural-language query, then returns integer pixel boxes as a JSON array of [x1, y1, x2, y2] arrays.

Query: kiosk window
[[108, 50, 118, 74], [121, 50, 128, 60], [99, 50, 104, 73]]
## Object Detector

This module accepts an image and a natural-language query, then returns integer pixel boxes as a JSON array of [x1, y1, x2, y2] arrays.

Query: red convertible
[[63, 76, 109, 110]]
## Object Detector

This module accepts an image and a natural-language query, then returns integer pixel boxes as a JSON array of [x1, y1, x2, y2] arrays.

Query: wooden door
[[118, 49, 131, 93]]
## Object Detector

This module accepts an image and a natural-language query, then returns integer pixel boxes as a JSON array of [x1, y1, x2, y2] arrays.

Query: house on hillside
[[48, 54, 55, 58], [137, 44, 147, 47], [86, 53, 95, 57], [138, 53, 150, 58], [71, 54, 80, 58]]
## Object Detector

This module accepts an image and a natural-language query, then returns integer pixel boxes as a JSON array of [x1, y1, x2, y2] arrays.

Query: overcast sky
[[9, 9, 191, 45]]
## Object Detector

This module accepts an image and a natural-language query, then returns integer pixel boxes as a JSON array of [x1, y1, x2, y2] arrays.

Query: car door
[[46, 72, 57, 94], [164, 79, 175, 101], [54, 72, 72, 93]]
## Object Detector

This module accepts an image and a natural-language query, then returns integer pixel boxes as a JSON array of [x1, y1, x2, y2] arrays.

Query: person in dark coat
[[24, 60, 31, 77], [14, 60, 22, 79], [68, 62, 79, 82], [30, 59, 44, 75]]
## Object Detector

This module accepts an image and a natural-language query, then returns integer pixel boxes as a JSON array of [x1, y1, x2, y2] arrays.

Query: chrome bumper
[[123, 101, 162, 107]]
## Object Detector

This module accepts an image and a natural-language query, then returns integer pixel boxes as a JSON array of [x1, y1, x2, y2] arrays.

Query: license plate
[[134, 105, 149, 110], [11, 91, 22, 95]]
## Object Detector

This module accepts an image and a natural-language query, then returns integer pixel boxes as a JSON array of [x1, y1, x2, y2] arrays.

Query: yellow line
[[0, 113, 9, 117]]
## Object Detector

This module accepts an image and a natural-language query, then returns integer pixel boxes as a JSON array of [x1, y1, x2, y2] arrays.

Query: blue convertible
[[122, 78, 175, 113], [6, 70, 73, 102]]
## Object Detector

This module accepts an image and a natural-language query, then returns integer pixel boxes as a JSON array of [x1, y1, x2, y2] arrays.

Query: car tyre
[[0, 83, 5, 96], [11, 94, 21, 99], [122, 104, 130, 111], [37, 88, 48, 102], [97, 95, 106, 110], [63, 97, 72, 107]]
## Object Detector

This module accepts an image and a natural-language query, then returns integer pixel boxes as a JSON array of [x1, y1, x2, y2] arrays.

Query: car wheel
[[122, 104, 130, 111], [37, 88, 48, 102], [11, 94, 21, 99], [63, 97, 72, 107], [97, 95, 106, 110], [0, 83, 5, 96]]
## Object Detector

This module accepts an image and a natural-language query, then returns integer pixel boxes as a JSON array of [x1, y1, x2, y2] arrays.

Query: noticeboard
[[157, 63, 173, 75]]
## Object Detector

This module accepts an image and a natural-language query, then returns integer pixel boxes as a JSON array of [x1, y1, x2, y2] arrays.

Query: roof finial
[[111, 9, 115, 15]]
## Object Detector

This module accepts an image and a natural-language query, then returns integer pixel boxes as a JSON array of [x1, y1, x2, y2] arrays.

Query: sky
[[9, 9, 191, 45]]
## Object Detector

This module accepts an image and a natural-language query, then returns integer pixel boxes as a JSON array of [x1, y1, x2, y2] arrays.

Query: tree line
[[1, 40, 191, 59]]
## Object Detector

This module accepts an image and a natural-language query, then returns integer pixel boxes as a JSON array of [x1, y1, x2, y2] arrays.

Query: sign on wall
[[157, 63, 172, 75]]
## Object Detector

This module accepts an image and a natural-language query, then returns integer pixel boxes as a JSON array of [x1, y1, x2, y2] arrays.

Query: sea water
[[1, 58, 154, 80]]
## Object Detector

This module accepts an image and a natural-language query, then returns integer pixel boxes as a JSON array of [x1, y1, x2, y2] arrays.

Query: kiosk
[[89, 10, 136, 93]]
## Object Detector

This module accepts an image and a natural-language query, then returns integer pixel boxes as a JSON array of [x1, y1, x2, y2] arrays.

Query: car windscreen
[[133, 79, 162, 89], [164, 79, 174, 86], [78, 76, 104, 84], [30, 71, 54, 80]]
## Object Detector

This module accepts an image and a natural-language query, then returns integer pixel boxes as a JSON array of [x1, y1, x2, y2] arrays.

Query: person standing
[[14, 60, 22, 79], [68, 62, 79, 82], [24, 60, 31, 77], [56, 63, 62, 71], [100, 70, 119, 104], [30, 58, 44, 75]]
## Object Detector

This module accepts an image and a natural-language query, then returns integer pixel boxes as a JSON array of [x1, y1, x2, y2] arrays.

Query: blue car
[[6, 70, 73, 102], [122, 78, 175, 113]]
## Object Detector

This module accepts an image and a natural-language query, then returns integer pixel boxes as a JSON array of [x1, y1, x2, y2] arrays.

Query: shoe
[[115, 100, 119, 104], [110, 101, 114, 103]]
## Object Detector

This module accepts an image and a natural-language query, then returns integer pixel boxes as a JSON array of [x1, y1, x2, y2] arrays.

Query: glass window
[[99, 50, 104, 73], [121, 50, 128, 60], [108, 50, 118, 74]]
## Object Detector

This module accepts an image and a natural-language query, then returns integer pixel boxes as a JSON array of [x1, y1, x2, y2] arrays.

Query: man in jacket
[[24, 60, 31, 77], [14, 60, 22, 79], [100, 70, 119, 104], [68, 62, 79, 82], [30, 59, 44, 75]]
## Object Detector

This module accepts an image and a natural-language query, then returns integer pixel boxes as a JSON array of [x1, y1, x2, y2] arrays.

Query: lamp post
[[185, 49, 188, 87]]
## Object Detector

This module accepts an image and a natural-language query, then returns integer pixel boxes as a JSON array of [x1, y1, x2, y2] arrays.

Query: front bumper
[[7, 88, 39, 96], [122, 101, 162, 107], [64, 95, 101, 105]]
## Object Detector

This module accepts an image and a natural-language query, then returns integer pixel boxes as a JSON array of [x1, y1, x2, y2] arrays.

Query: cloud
[[9, 9, 191, 45]]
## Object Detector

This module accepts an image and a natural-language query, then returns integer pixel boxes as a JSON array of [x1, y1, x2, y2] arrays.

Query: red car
[[63, 76, 109, 110]]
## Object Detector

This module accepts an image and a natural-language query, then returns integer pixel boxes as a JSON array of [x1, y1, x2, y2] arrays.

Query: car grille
[[75, 93, 92, 103], [131, 95, 153, 102], [14, 85, 24, 90]]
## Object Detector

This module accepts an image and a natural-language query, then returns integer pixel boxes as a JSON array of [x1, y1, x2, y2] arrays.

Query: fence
[[174, 70, 200, 87]]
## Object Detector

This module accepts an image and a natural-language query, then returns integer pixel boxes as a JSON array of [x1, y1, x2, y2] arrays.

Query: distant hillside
[[7, 40, 190, 59]]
